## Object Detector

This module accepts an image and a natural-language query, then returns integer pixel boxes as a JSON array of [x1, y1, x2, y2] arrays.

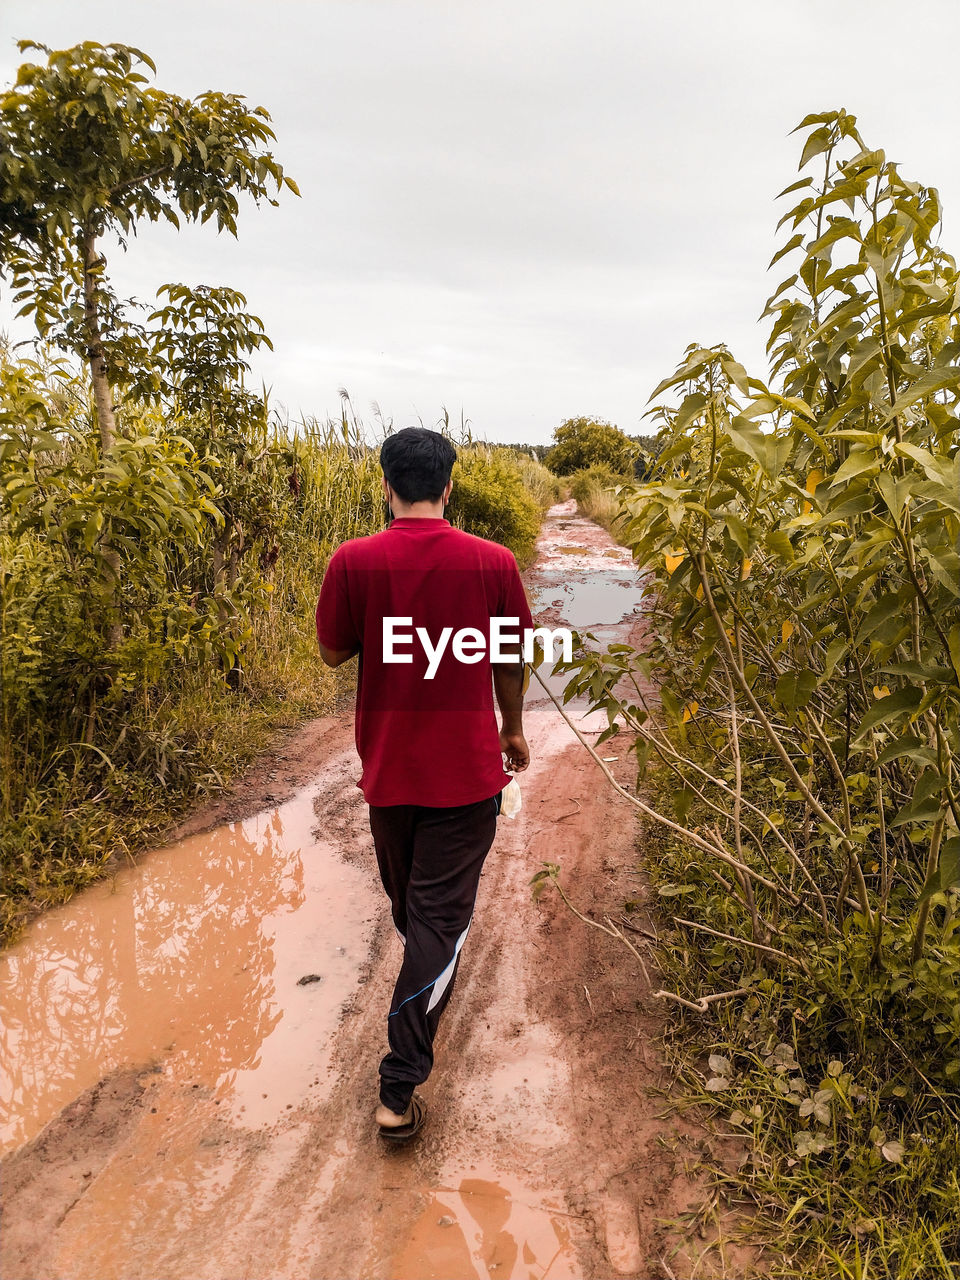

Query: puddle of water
[[532, 509, 646, 635], [392, 1174, 579, 1280], [532, 576, 645, 631], [0, 785, 376, 1153], [525, 505, 647, 714]]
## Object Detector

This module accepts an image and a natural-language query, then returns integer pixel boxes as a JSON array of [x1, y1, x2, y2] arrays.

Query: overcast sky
[[2, 1, 959, 444]]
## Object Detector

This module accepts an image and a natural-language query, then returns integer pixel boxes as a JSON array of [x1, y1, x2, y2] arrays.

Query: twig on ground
[[547, 870, 654, 989], [548, 869, 755, 1016], [554, 798, 582, 821], [672, 917, 803, 969], [530, 665, 784, 896], [651, 987, 751, 1014], [618, 915, 659, 942]]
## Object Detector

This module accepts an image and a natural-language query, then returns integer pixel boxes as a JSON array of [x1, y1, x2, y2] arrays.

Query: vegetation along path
[[0, 502, 753, 1280]]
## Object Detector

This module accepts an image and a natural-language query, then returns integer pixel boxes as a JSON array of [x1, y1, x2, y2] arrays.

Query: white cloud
[[2, 0, 958, 442]]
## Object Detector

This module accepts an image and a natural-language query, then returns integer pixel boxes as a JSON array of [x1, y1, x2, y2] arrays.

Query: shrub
[[511, 452, 564, 509], [545, 416, 636, 476], [448, 445, 542, 567], [0, 388, 552, 939], [559, 109, 960, 1274]]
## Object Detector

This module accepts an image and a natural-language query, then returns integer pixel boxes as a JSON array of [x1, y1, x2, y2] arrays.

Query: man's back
[[316, 517, 532, 807]]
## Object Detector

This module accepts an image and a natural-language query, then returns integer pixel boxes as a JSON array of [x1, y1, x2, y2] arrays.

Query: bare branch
[[531, 665, 783, 896], [672, 917, 804, 969], [651, 987, 752, 1014]]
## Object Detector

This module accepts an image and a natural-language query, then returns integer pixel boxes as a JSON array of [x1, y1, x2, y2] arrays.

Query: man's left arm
[[491, 555, 534, 772], [492, 652, 529, 771]]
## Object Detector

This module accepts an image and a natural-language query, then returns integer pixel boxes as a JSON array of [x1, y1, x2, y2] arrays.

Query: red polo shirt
[[315, 518, 534, 807]]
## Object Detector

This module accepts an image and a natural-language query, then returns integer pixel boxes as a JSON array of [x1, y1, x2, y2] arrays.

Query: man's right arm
[[315, 548, 361, 668], [317, 640, 359, 669]]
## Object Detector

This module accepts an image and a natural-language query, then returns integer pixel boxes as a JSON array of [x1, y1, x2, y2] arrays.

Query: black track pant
[[369, 794, 500, 1114]]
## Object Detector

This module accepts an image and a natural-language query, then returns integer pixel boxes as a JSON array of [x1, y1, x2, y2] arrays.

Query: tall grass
[[510, 451, 565, 513], [567, 464, 626, 532], [1, 368, 551, 943]]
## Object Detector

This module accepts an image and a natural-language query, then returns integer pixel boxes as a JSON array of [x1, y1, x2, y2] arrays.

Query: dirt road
[[1, 502, 750, 1279]]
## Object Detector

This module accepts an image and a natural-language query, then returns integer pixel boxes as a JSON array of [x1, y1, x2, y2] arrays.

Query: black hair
[[379, 428, 457, 504]]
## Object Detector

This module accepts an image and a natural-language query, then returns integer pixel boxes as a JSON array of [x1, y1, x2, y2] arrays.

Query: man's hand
[[500, 728, 529, 773]]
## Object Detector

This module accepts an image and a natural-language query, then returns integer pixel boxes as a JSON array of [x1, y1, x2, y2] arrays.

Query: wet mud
[[2, 776, 373, 1152], [1, 500, 756, 1279]]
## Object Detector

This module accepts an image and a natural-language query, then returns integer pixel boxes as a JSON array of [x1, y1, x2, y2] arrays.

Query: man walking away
[[315, 428, 533, 1141]]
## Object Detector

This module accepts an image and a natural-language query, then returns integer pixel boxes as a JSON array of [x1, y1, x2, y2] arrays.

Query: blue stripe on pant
[[368, 795, 500, 1114]]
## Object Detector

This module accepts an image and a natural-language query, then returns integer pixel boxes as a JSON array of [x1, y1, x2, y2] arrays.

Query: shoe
[[378, 1094, 426, 1143]]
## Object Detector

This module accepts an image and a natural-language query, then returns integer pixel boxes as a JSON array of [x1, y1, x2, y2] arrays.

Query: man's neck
[[390, 501, 446, 520]]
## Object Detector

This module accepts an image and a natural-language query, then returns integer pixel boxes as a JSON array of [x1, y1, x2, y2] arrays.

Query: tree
[[0, 39, 297, 447], [0, 39, 298, 641], [544, 416, 637, 476], [146, 282, 272, 426], [146, 282, 288, 659]]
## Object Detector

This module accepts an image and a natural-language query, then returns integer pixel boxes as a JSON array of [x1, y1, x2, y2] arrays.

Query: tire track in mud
[[1, 501, 755, 1280]]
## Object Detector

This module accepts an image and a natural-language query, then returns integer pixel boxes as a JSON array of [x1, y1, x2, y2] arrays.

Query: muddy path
[[1, 502, 753, 1280]]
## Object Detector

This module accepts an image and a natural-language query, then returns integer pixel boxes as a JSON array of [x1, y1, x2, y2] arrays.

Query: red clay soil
[[0, 502, 758, 1279]]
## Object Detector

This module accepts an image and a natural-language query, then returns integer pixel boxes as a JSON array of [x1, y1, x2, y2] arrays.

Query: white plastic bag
[[500, 775, 522, 819]]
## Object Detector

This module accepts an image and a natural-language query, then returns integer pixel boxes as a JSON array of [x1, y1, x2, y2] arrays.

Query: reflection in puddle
[[0, 787, 374, 1153], [534, 576, 646, 631], [393, 1175, 579, 1280]]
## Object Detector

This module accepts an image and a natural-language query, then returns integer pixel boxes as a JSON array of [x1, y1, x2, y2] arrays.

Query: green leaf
[[830, 448, 878, 486], [673, 787, 695, 823], [891, 793, 946, 828], [919, 838, 960, 904], [720, 355, 751, 395], [82, 507, 103, 551], [776, 176, 814, 199], [723, 512, 751, 554], [939, 838, 960, 893], [675, 392, 707, 431], [884, 368, 960, 423], [823, 638, 847, 679], [769, 233, 803, 269], [876, 734, 935, 767], [947, 626, 960, 685], [856, 593, 906, 645], [775, 670, 818, 709], [799, 126, 833, 169], [764, 528, 794, 561], [854, 686, 923, 740]]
